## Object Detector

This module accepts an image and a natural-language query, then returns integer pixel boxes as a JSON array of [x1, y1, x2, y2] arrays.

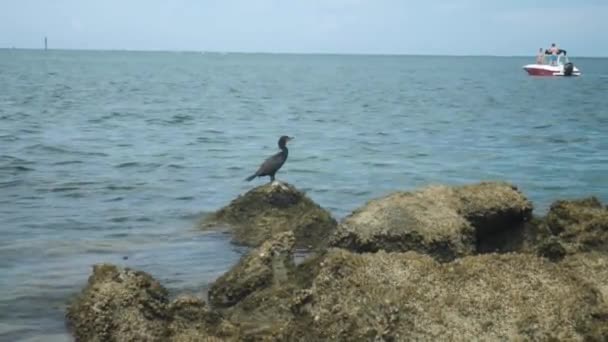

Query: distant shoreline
[[0, 47, 606, 59]]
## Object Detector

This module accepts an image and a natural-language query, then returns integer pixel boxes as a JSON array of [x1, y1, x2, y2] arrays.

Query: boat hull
[[523, 64, 581, 76]]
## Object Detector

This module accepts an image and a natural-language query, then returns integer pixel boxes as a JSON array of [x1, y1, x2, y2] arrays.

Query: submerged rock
[[288, 249, 608, 341], [330, 182, 532, 261], [202, 182, 337, 249], [66, 264, 237, 342]]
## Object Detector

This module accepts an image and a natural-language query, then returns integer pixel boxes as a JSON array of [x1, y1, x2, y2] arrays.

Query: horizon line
[[1, 47, 606, 58]]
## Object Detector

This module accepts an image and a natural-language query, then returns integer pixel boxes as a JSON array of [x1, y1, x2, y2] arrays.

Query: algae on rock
[[330, 182, 532, 261], [208, 231, 296, 308], [66, 264, 238, 342], [202, 182, 337, 249], [208, 231, 304, 339], [287, 249, 608, 341], [539, 197, 608, 257], [66, 184, 608, 341]]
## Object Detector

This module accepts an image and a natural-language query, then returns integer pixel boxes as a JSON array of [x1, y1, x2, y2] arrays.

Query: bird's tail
[[245, 174, 256, 181]]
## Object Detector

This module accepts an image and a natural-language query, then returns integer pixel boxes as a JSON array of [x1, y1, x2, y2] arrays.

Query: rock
[[66, 264, 237, 342], [208, 231, 308, 339], [330, 182, 532, 261], [66, 264, 170, 342], [535, 236, 568, 261], [453, 181, 533, 238], [288, 249, 608, 341], [561, 252, 608, 338], [541, 197, 608, 255], [208, 231, 296, 308], [168, 295, 238, 341], [562, 253, 608, 305], [202, 182, 337, 249]]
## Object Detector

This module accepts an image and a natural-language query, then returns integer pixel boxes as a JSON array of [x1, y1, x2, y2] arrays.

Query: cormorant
[[245, 135, 293, 182]]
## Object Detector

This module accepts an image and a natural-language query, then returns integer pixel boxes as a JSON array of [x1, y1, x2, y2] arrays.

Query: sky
[[1, 0, 607, 56]]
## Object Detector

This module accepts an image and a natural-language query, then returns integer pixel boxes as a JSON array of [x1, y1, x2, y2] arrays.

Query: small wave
[[63, 192, 86, 198], [203, 129, 224, 134], [115, 162, 140, 168], [0, 179, 23, 188], [23, 144, 108, 157], [363, 161, 398, 167], [109, 217, 129, 223], [49, 186, 80, 192], [342, 189, 372, 196], [0, 134, 18, 142], [61, 181, 97, 187], [104, 196, 124, 202], [0, 165, 34, 173], [290, 168, 319, 174], [115, 161, 162, 169], [167, 164, 185, 169], [24, 144, 71, 154], [18, 128, 40, 134], [52, 160, 83, 166], [410, 152, 429, 157], [106, 185, 136, 191], [175, 196, 194, 201], [533, 124, 552, 129], [311, 188, 331, 194], [196, 137, 212, 143], [168, 114, 194, 124]]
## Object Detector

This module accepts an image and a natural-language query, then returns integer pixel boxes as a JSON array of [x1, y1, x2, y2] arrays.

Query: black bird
[[245, 135, 294, 182]]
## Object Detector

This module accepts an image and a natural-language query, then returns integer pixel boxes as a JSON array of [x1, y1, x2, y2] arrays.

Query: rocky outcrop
[[201, 182, 337, 249], [288, 249, 608, 341], [66, 264, 238, 342], [536, 197, 608, 260], [67, 184, 608, 341], [330, 182, 532, 261]]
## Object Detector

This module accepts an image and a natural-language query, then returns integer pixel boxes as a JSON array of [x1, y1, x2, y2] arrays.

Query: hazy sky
[[2, 0, 607, 56]]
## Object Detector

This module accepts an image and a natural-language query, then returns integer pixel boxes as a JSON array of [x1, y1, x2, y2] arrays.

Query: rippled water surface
[[1, 50, 607, 340]]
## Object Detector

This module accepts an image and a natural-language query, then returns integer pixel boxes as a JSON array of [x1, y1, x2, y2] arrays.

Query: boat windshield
[[541, 54, 569, 65]]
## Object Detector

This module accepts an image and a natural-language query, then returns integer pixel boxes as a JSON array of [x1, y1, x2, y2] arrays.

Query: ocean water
[[1, 50, 607, 341]]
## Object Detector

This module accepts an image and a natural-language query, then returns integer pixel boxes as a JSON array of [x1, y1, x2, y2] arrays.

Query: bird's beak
[[288, 136, 294, 141]]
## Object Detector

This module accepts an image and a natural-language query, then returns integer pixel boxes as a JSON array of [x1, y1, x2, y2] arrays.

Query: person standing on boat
[[536, 48, 545, 64], [549, 43, 559, 66]]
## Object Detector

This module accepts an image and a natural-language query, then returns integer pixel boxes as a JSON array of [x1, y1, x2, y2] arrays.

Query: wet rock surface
[[330, 182, 532, 261], [201, 182, 337, 249]]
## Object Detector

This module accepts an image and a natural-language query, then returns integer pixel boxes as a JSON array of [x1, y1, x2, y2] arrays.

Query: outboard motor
[[563, 62, 574, 76]]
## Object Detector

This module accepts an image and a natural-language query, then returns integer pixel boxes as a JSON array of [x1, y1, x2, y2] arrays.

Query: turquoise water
[[1, 50, 607, 340]]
